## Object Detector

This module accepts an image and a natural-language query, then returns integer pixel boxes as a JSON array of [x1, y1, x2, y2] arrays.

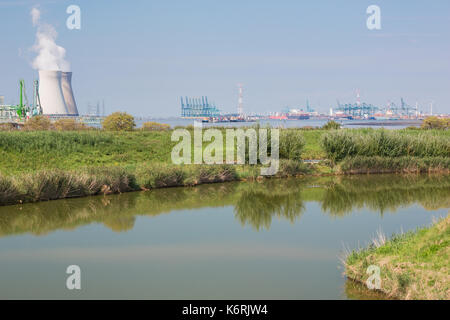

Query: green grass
[[0, 131, 174, 173], [345, 215, 450, 299], [1, 128, 446, 175], [0, 128, 448, 205], [0, 129, 329, 174]]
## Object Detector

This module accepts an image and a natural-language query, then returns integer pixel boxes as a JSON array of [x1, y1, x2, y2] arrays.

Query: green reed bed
[[339, 156, 450, 174], [322, 129, 450, 162], [0, 160, 309, 206]]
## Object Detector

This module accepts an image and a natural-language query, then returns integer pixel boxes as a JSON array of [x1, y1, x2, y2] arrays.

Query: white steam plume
[[30, 7, 71, 72]]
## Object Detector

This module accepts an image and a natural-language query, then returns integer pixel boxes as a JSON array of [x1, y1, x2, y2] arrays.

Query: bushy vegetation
[[277, 159, 310, 176], [421, 116, 449, 130], [53, 118, 89, 131], [23, 115, 52, 131], [102, 112, 136, 131], [141, 121, 171, 131], [322, 129, 450, 162], [279, 129, 305, 161], [322, 120, 341, 130]]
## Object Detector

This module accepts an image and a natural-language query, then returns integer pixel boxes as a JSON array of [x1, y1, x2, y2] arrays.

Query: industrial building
[[38, 70, 79, 116], [0, 69, 80, 123], [181, 96, 220, 118]]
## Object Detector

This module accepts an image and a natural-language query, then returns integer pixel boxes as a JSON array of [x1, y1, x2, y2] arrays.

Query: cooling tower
[[61, 72, 79, 115], [38, 70, 68, 115]]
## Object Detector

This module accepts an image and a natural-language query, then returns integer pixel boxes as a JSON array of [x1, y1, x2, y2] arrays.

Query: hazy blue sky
[[1, 0, 449, 116]]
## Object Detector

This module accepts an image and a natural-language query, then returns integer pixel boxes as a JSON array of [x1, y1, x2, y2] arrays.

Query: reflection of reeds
[[321, 174, 450, 216], [0, 175, 448, 237], [234, 180, 306, 230]]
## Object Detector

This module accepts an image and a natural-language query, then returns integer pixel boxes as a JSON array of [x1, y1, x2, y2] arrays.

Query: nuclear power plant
[[0, 69, 104, 125], [38, 70, 78, 116], [61, 72, 79, 115]]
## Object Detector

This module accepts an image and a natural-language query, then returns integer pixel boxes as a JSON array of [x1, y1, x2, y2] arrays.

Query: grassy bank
[[0, 160, 310, 206], [345, 215, 450, 300], [0, 127, 448, 206]]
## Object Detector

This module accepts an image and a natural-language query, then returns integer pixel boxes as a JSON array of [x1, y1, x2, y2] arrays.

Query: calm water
[[0, 174, 448, 299], [135, 118, 421, 130]]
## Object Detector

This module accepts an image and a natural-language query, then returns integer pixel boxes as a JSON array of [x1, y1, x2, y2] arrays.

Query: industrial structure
[[237, 84, 243, 116], [38, 70, 67, 115], [0, 79, 42, 121], [38, 70, 78, 116], [331, 90, 420, 119], [61, 72, 79, 115], [180, 96, 220, 118], [0, 70, 97, 125]]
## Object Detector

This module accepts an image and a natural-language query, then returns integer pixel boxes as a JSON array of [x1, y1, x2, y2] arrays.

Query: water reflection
[[234, 180, 305, 230], [344, 280, 392, 300], [0, 174, 448, 236], [322, 175, 450, 216]]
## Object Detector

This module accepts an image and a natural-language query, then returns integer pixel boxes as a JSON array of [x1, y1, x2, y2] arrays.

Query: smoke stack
[[61, 72, 79, 115], [38, 70, 68, 115]]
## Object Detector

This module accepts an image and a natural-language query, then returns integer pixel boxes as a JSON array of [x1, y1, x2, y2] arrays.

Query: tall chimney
[[61, 71, 79, 115], [38, 70, 68, 115]]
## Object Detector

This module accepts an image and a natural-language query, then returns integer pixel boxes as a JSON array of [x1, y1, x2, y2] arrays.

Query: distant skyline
[[1, 0, 449, 116]]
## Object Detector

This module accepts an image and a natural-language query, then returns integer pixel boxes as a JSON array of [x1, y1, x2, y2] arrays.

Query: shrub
[[23, 115, 52, 131], [279, 129, 305, 161], [421, 117, 449, 130], [322, 120, 341, 130], [102, 112, 135, 131], [277, 159, 309, 177], [53, 118, 89, 131], [142, 121, 170, 131]]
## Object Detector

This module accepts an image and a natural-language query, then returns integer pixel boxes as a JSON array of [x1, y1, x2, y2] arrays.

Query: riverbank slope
[[345, 214, 449, 300]]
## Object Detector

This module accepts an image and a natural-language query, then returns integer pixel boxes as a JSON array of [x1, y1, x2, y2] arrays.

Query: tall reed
[[321, 129, 450, 162]]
